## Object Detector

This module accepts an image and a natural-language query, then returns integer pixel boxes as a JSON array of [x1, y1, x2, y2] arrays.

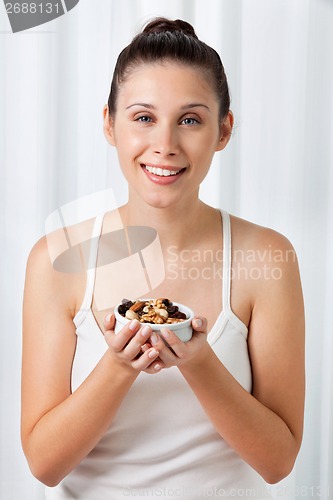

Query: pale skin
[[21, 62, 305, 487]]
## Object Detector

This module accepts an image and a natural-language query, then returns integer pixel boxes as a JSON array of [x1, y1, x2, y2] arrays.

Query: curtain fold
[[1, 1, 332, 498]]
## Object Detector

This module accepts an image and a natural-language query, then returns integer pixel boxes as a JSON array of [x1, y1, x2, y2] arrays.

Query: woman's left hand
[[143, 316, 211, 373]]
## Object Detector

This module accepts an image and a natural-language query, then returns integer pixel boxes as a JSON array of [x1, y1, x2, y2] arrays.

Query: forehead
[[118, 62, 217, 106]]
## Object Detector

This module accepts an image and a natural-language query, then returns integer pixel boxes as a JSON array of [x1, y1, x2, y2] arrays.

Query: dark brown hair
[[107, 17, 230, 121]]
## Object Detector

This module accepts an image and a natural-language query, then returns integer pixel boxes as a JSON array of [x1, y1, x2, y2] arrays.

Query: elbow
[[261, 435, 301, 484], [262, 456, 296, 485], [21, 428, 68, 487], [264, 470, 291, 485], [23, 444, 65, 487], [27, 458, 64, 487]]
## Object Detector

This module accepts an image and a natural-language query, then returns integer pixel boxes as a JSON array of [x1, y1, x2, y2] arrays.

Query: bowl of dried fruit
[[114, 298, 194, 342]]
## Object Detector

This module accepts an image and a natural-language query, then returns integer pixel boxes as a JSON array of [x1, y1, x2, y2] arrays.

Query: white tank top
[[45, 210, 272, 499]]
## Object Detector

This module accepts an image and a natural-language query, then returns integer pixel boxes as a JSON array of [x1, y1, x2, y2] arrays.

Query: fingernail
[[154, 364, 161, 371], [129, 319, 140, 331], [193, 318, 202, 328], [148, 349, 158, 359], [141, 325, 151, 336], [161, 328, 170, 340], [105, 313, 112, 323], [150, 333, 159, 345]]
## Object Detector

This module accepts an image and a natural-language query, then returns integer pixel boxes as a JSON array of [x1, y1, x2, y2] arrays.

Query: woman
[[21, 18, 305, 499]]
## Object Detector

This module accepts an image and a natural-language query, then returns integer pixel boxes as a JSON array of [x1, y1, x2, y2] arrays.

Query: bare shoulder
[[230, 214, 296, 253], [230, 214, 299, 279], [228, 213, 304, 319], [229, 214, 302, 314], [26, 216, 96, 316]]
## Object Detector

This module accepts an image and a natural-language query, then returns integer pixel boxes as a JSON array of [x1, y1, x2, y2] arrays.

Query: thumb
[[103, 312, 115, 329], [191, 316, 207, 334]]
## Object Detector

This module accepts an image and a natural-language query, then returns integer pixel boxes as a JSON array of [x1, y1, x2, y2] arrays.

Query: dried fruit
[[173, 311, 187, 320], [167, 305, 178, 315]]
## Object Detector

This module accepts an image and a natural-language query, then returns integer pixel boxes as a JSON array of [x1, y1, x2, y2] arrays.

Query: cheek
[[191, 126, 220, 151], [192, 138, 216, 165], [115, 127, 146, 158]]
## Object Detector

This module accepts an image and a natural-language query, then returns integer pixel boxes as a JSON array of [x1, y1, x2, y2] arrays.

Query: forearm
[[179, 348, 300, 484], [23, 350, 137, 487]]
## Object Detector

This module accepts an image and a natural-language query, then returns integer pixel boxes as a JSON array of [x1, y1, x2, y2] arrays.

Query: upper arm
[[248, 229, 305, 448], [21, 235, 80, 449]]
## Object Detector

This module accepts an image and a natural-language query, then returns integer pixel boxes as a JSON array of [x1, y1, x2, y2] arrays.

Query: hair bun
[[143, 17, 198, 39]]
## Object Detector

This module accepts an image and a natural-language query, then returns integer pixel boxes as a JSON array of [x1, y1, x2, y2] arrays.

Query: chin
[[144, 193, 179, 210]]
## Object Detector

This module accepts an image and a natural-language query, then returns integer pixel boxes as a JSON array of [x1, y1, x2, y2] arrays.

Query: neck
[[118, 196, 217, 251]]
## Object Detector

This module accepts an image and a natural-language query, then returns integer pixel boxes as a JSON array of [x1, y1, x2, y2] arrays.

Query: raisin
[[173, 311, 187, 320], [118, 304, 128, 315], [122, 299, 133, 308], [118, 299, 134, 316], [167, 305, 178, 315]]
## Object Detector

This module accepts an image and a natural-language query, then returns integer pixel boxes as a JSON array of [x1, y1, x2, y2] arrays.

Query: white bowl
[[114, 300, 194, 342]]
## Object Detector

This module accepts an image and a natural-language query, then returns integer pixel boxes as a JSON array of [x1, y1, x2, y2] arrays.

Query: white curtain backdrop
[[1, 0, 332, 498]]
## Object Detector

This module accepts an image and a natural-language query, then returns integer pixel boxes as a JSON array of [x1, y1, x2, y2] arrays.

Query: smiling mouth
[[141, 164, 186, 177]]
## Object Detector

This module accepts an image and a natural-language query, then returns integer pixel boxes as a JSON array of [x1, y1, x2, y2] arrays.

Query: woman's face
[[104, 62, 232, 210]]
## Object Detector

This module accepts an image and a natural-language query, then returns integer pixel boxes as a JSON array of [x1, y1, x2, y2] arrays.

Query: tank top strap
[[220, 209, 232, 312], [73, 212, 105, 328]]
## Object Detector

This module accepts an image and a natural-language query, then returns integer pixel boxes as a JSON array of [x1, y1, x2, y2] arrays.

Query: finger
[[143, 361, 165, 374], [131, 347, 160, 371], [108, 319, 141, 352], [159, 329, 186, 360], [148, 332, 177, 364], [191, 316, 207, 334], [149, 332, 164, 349], [103, 312, 115, 330], [141, 343, 151, 353], [123, 325, 153, 359]]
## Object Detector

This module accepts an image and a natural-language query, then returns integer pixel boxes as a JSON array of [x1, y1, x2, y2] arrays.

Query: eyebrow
[[125, 103, 211, 111]]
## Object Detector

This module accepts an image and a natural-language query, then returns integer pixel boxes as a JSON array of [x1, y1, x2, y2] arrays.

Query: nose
[[152, 123, 179, 157]]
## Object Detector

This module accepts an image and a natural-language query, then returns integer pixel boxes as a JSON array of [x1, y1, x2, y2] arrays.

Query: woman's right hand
[[103, 314, 162, 373]]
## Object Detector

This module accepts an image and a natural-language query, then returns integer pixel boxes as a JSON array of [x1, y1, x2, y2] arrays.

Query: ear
[[216, 111, 234, 152], [103, 104, 116, 146]]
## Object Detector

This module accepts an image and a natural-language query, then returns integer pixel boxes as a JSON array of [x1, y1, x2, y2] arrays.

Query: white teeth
[[144, 165, 181, 177]]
